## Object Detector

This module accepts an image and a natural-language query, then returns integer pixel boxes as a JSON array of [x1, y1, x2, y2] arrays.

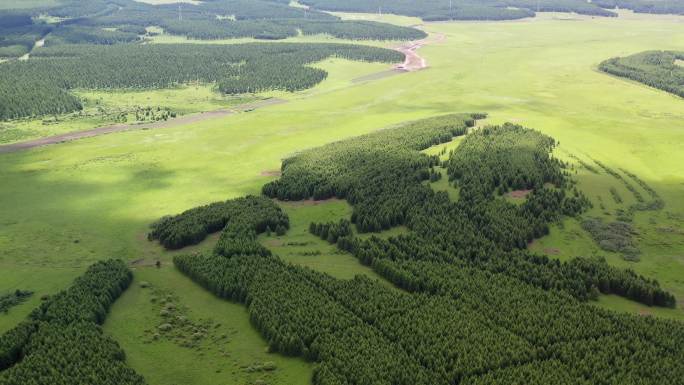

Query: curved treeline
[[300, 0, 617, 21], [0, 291, 32, 315], [593, 0, 684, 15], [175, 253, 432, 385], [0, 260, 145, 385], [173, 244, 684, 385], [265, 115, 673, 306], [0, 43, 402, 120], [164, 113, 682, 385], [149, 195, 288, 251], [17, 0, 425, 43], [45, 25, 143, 46], [599, 50, 684, 98], [0, 12, 51, 58]]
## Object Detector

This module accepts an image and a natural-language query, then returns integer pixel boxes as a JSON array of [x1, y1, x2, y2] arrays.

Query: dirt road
[[352, 27, 446, 83], [393, 27, 446, 72], [0, 98, 287, 154]]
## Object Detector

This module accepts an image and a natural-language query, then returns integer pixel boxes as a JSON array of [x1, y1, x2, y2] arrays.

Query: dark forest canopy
[[593, 0, 684, 15], [158, 114, 683, 385], [299, 0, 617, 20], [0, 42, 402, 120], [263, 115, 674, 307], [600, 50, 684, 98], [0, 260, 145, 385], [0, 0, 426, 50], [301, 0, 684, 19]]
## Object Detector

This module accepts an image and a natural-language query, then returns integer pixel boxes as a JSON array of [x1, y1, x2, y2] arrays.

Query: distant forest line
[[600, 50, 684, 98]]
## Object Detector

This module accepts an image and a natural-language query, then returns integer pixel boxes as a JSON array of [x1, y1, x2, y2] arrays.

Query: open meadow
[[1, 9, 684, 385]]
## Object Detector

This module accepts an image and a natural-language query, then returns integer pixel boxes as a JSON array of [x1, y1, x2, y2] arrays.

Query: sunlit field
[[1, 11, 683, 384]]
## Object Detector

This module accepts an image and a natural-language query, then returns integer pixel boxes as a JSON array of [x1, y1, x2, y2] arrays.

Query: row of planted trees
[[0, 43, 402, 121], [150, 113, 683, 384], [0, 260, 145, 385]]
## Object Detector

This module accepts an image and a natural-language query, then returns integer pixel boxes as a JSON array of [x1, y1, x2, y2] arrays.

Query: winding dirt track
[[0, 98, 287, 154], [2, 28, 444, 154], [392, 26, 446, 72], [352, 27, 445, 83]]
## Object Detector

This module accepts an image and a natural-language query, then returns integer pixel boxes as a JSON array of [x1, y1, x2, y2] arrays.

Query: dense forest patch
[[0, 260, 145, 385], [599, 50, 684, 98], [150, 114, 682, 385], [0, 291, 32, 315], [0, 43, 402, 120], [0, 12, 50, 58], [593, 0, 684, 15], [149, 195, 289, 250], [0, 0, 425, 50], [300, 0, 617, 20]]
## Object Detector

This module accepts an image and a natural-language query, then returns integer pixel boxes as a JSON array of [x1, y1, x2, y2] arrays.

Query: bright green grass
[[421, 134, 466, 161], [0, 85, 257, 144], [104, 265, 312, 385], [531, 148, 684, 315], [426, 167, 460, 202], [2, 12, 684, 383], [0, 58, 390, 144], [260, 199, 392, 284]]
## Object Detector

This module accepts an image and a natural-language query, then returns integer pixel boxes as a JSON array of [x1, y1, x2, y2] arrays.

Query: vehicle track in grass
[[0, 98, 287, 154], [352, 27, 446, 84]]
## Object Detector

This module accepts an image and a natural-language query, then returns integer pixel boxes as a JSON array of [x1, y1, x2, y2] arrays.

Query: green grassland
[[0, 57, 390, 144], [2, 11, 684, 385], [0, 85, 258, 144], [258, 199, 392, 283], [105, 265, 312, 385]]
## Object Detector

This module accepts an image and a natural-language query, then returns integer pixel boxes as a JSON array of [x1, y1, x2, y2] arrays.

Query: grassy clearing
[[0, 85, 258, 144], [104, 266, 312, 385], [0, 55, 392, 144], [425, 167, 460, 202], [260, 199, 392, 283], [531, 147, 684, 315], [594, 294, 684, 321], [2, 12, 684, 383]]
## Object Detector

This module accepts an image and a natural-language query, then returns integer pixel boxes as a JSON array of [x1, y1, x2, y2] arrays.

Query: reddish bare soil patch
[[508, 189, 532, 199], [392, 27, 445, 72], [638, 308, 653, 317], [260, 170, 282, 177]]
